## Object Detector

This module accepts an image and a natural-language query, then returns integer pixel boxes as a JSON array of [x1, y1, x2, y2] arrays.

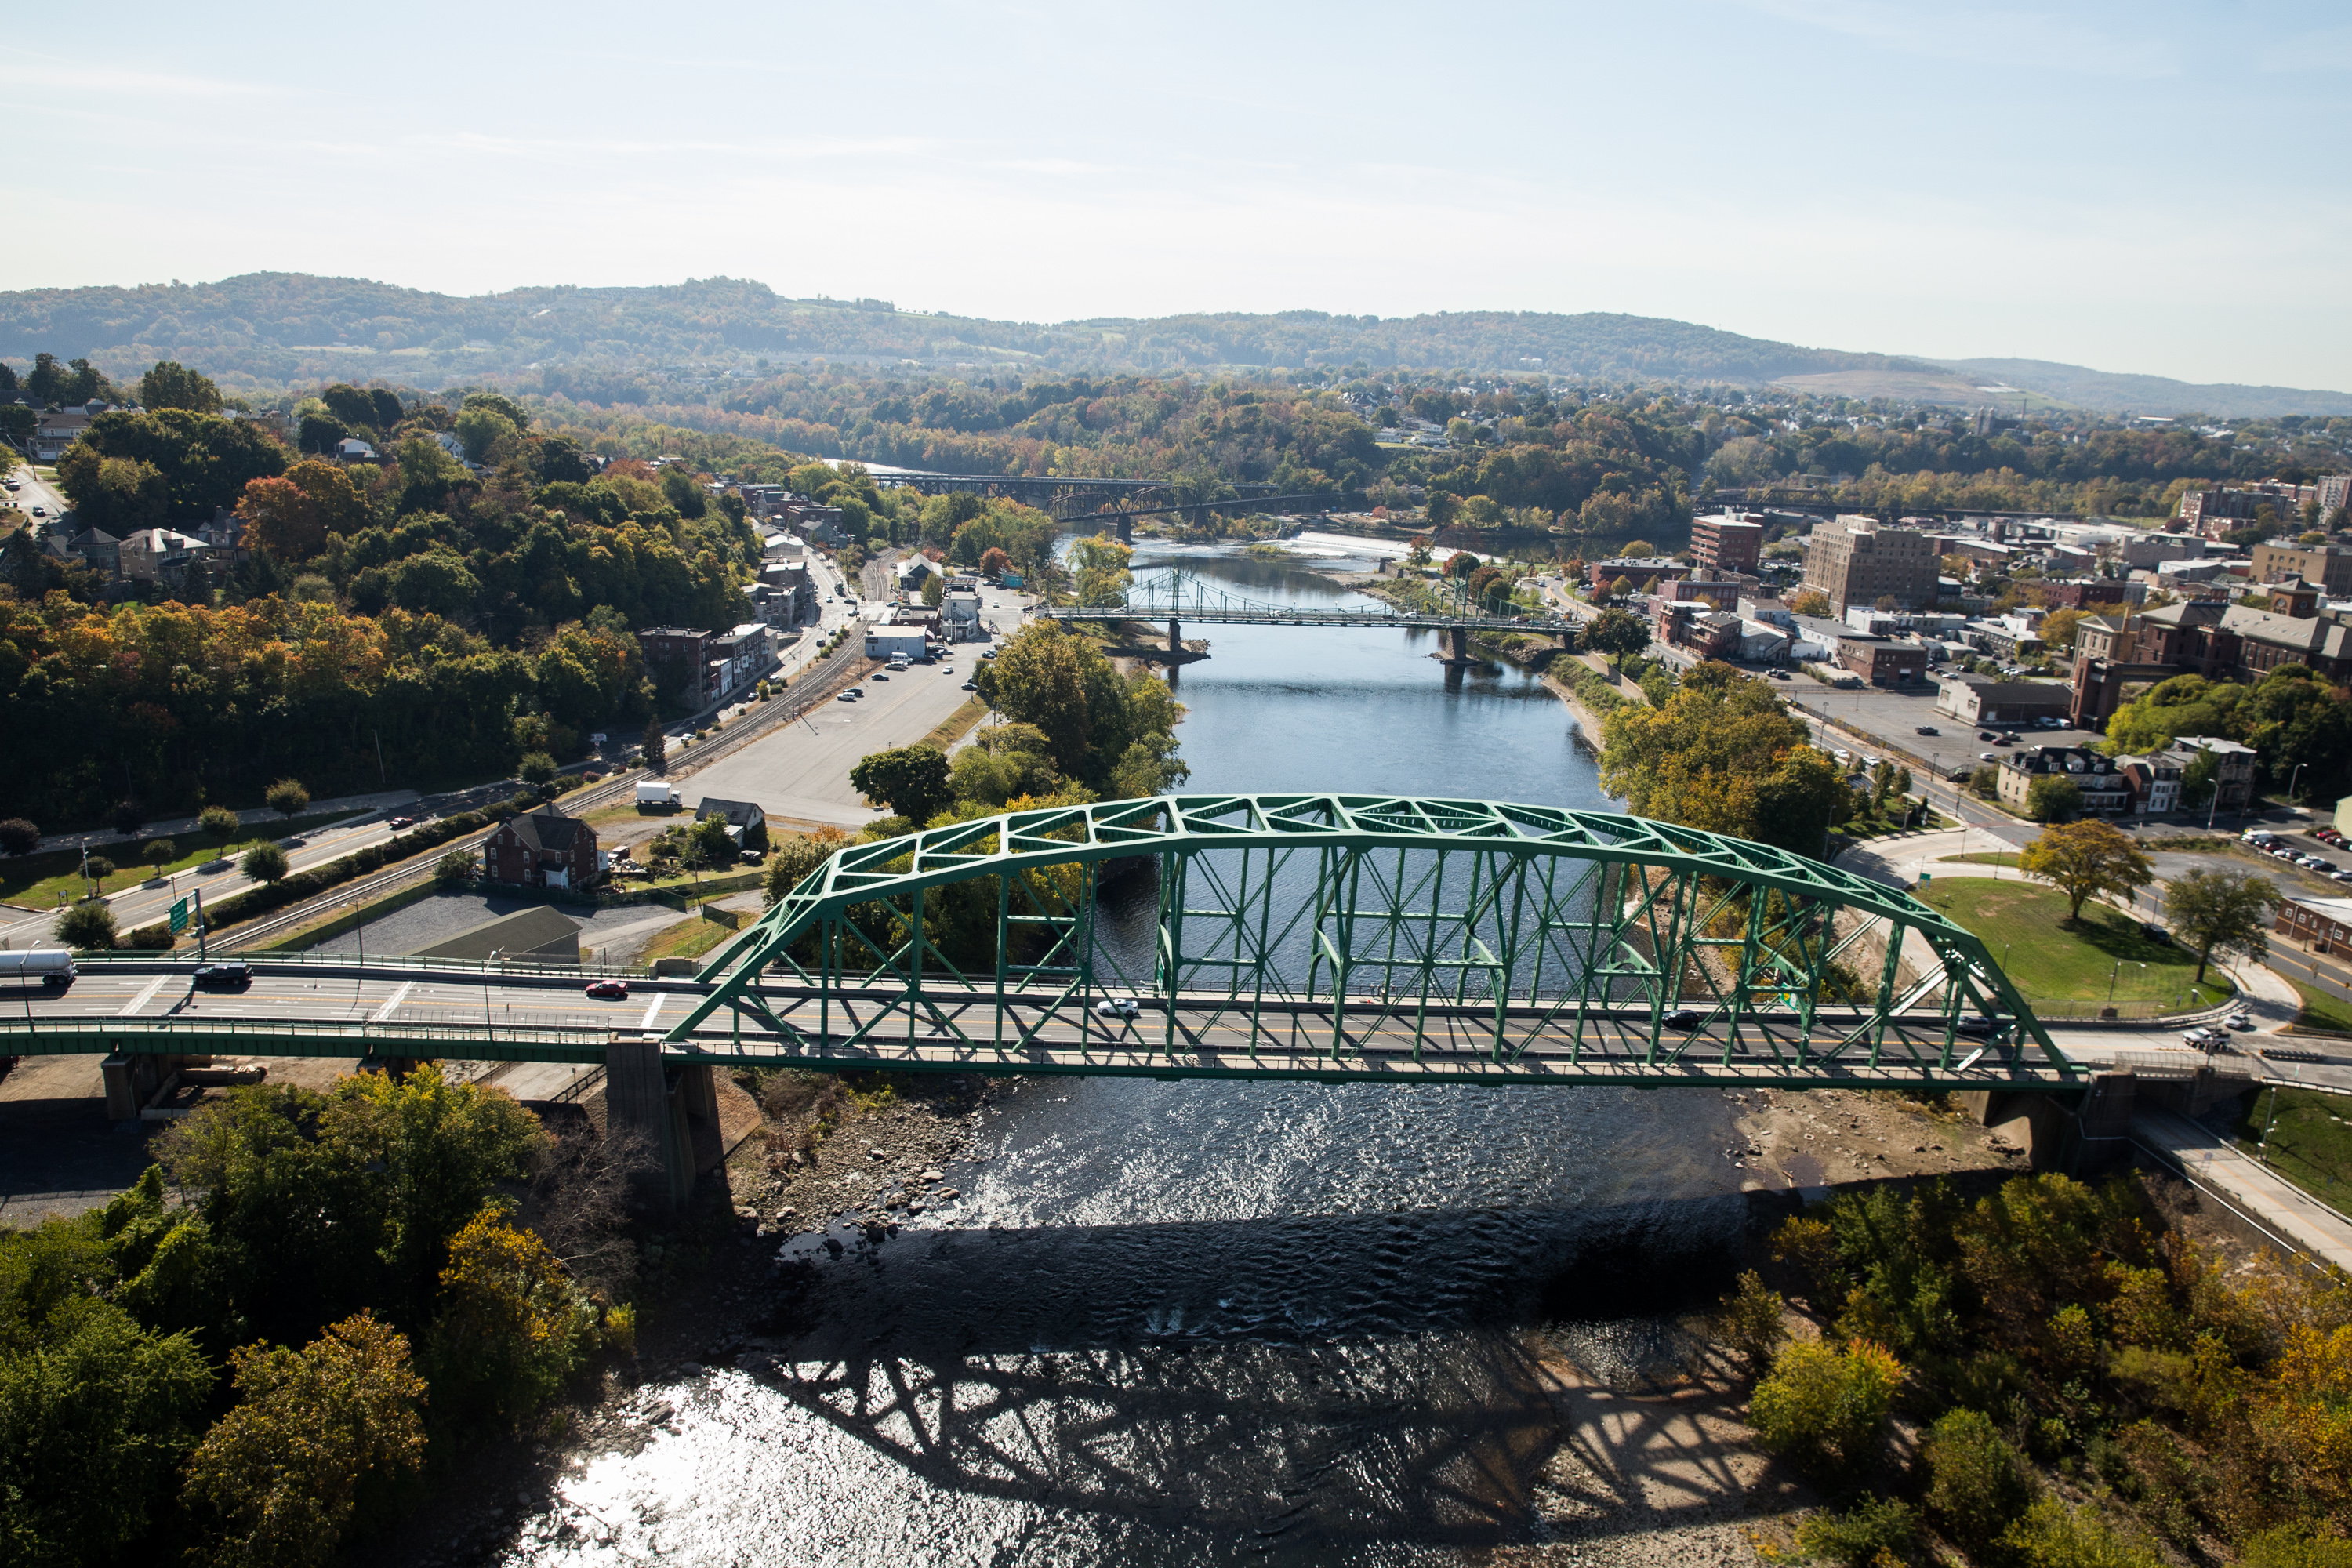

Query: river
[[524, 544, 1751, 1566]]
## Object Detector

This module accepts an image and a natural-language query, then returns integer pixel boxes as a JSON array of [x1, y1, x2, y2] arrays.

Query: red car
[[584, 979, 630, 1000], [387, 815, 416, 830]]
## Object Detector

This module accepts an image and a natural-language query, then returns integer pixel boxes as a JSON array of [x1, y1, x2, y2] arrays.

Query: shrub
[[198, 804, 239, 840], [425, 1209, 593, 1429], [1796, 1494, 1921, 1568], [265, 777, 310, 818], [240, 841, 291, 884], [602, 1302, 637, 1359], [2239, 1523, 2352, 1568], [141, 838, 176, 869], [56, 898, 119, 952], [517, 750, 558, 786], [113, 799, 145, 837], [2000, 1497, 2162, 1568], [1749, 1337, 1903, 1474], [1716, 1269, 1788, 1376], [0, 817, 38, 856], [85, 855, 116, 882], [437, 849, 480, 885], [1925, 1406, 2036, 1552]]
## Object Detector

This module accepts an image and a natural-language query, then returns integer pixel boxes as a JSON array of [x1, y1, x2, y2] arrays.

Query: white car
[[1980, 752, 1998, 762], [1091, 996, 1141, 1020], [2226, 1013, 2254, 1030]]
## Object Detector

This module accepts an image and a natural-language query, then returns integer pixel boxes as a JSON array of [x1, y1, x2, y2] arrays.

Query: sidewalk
[[2131, 1107, 2352, 1274], [34, 789, 421, 855]]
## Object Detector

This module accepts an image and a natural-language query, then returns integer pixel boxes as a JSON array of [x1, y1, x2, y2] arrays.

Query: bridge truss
[[669, 794, 2072, 1090], [1036, 568, 1582, 635]]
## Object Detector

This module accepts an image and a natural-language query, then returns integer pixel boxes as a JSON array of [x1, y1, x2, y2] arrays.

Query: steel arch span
[[666, 795, 2074, 1090]]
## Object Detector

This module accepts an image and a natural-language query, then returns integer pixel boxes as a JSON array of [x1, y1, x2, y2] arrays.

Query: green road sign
[[168, 897, 190, 933], [1917, 870, 1932, 884]]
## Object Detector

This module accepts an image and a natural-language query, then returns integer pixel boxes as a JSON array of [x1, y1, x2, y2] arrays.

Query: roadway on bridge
[[14, 962, 2337, 1092]]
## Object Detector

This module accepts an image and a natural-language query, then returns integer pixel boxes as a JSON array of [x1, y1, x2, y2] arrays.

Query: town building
[[637, 625, 775, 710], [2275, 895, 2352, 960], [30, 408, 93, 461], [484, 805, 602, 891], [1832, 630, 1926, 686], [1655, 601, 1740, 659], [1688, 513, 1765, 577], [694, 797, 768, 855], [1800, 516, 1938, 614], [1586, 557, 1687, 597], [942, 590, 984, 641], [1996, 746, 2132, 817], [2169, 735, 2258, 813], [1936, 675, 2072, 727], [865, 624, 929, 662], [2176, 481, 2321, 537], [2248, 541, 2352, 597], [2115, 754, 2183, 816]]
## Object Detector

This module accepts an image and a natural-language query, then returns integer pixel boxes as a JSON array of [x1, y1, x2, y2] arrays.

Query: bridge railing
[[69, 950, 659, 982]]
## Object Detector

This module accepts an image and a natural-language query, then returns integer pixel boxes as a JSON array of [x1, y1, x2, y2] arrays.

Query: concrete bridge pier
[[1168, 618, 1181, 655], [606, 1036, 717, 1211], [1959, 1073, 2136, 1174], [1116, 514, 1133, 545], [1438, 626, 1475, 663]]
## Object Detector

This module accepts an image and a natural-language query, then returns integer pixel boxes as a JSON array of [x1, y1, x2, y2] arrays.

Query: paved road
[[681, 590, 1030, 828], [2, 463, 70, 524]]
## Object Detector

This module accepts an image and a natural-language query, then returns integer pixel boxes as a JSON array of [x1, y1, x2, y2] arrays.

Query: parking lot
[[1761, 677, 2097, 779]]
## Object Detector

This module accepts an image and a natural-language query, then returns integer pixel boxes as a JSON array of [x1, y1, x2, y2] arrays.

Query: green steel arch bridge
[[0, 795, 2069, 1098]]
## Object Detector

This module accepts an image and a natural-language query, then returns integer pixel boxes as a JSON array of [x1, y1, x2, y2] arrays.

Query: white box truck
[[635, 782, 681, 808], [0, 949, 76, 987]]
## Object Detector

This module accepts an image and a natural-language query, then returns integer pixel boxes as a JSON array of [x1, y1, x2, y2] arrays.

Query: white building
[[865, 625, 929, 662]]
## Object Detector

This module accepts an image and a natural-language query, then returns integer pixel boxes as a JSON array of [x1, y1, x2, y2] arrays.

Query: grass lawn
[[0, 809, 382, 906], [924, 695, 992, 751], [1929, 879, 2233, 1011], [639, 915, 732, 965], [2233, 1087, 2352, 1216], [2289, 980, 2352, 1035], [1942, 851, 2023, 869]]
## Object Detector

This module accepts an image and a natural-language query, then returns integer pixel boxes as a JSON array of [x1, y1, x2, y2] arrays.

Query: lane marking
[[120, 975, 169, 1017], [640, 996, 665, 1030], [370, 982, 413, 1023]]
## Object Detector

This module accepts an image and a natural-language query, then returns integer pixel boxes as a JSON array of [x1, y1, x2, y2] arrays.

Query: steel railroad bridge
[[1038, 570, 1582, 660]]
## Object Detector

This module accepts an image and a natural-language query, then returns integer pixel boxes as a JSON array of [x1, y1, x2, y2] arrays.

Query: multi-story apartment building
[[2248, 541, 2352, 596], [1996, 746, 2132, 817], [1800, 516, 1937, 614], [1688, 513, 1765, 577]]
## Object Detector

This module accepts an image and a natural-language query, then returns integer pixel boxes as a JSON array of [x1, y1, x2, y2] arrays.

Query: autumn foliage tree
[[234, 459, 369, 564], [2017, 819, 2155, 924]]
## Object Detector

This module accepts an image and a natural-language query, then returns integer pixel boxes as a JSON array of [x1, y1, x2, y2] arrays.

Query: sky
[[7, 1, 2348, 388]]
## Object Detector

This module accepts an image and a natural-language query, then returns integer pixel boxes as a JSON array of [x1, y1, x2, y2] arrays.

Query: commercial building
[[484, 805, 602, 891], [637, 624, 776, 710], [2176, 481, 2322, 537], [1996, 746, 2132, 817], [2276, 895, 2352, 960], [2115, 754, 2183, 816], [1587, 557, 1687, 596], [942, 590, 984, 641], [1833, 631, 1926, 687], [1688, 513, 1765, 577], [1936, 675, 2072, 727], [865, 625, 929, 662], [2248, 541, 2352, 597], [2169, 735, 2258, 813], [1800, 516, 1938, 614]]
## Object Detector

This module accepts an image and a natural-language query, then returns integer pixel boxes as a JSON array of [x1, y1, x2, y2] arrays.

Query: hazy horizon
[[9, 1, 2345, 389]]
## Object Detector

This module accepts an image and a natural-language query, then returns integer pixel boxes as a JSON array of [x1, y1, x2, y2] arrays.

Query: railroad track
[[221, 634, 879, 950]]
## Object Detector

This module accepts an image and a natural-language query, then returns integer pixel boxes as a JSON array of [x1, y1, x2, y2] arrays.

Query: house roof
[[2218, 604, 2352, 660], [696, 797, 765, 828], [503, 805, 590, 854]]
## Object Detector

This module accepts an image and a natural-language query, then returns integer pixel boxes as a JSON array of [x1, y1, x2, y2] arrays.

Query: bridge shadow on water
[[719, 1193, 1771, 1556]]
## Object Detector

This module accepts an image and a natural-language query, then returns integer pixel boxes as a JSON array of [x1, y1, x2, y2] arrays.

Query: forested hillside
[[9, 273, 2343, 415]]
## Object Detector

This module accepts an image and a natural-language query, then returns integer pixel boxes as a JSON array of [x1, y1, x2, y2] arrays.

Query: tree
[[424, 1209, 591, 1429], [2163, 868, 2281, 985], [1445, 550, 1479, 579], [85, 855, 116, 884], [1873, 593, 1900, 612], [55, 898, 118, 952], [850, 745, 953, 824], [1109, 731, 1191, 799], [762, 832, 836, 906], [240, 842, 290, 884], [2025, 775, 2083, 822], [460, 390, 531, 432], [266, 778, 310, 819], [436, 849, 479, 884], [1923, 1407, 2035, 1554], [641, 718, 667, 771], [0, 818, 37, 856], [1715, 1269, 1788, 1376], [517, 751, 558, 786], [1609, 575, 1635, 600], [1748, 1337, 1904, 1475], [1070, 532, 1133, 608], [114, 799, 147, 837], [1617, 539, 1655, 557], [921, 574, 946, 609], [2179, 746, 2221, 808], [180, 1312, 428, 1568], [1600, 667, 1842, 855], [198, 804, 239, 840], [142, 838, 177, 869], [1791, 590, 1832, 616], [137, 360, 223, 414], [235, 462, 368, 565], [978, 546, 1011, 579], [2017, 820, 2154, 924], [1580, 607, 1652, 672]]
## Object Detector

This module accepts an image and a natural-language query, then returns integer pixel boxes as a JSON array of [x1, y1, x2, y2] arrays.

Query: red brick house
[[484, 805, 601, 891]]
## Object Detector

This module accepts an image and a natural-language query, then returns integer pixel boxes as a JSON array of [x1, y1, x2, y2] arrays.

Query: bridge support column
[[1958, 1073, 2133, 1174], [1168, 618, 1181, 655], [606, 1036, 691, 1211], [1441, 626, 1473, 663], [1116, 515, 1133, 546]]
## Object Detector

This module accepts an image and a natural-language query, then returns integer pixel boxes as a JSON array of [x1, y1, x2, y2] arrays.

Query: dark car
[[585, 978, 630, 1000], [1915, 725, 1939, 735], [2139, 924, 2172, 944], [1977, 731, 1998, 741], [1955, 1015, 1999, 1037], [1661, 1008, 1702, 1030], [192, 963, 252, 990]]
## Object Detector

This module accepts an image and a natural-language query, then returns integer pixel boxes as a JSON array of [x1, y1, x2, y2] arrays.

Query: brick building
[[1833, 631, 1926, 687], [1688, 513, 1765, 577], [485, 805, 602, 891], [1996, 746, 2132, 817], [1801, 517, 1938, 614], [1587, 557, 1687, 597], [2248, 541, 2352, 596], [2277, 895, 2352, 959]]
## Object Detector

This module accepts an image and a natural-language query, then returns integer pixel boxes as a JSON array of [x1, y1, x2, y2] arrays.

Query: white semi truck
[[0, 949, 76, 986]]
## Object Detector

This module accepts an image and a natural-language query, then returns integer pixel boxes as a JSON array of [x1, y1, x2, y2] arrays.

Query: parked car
[[192, 962, 252, 990], [1977, 731, 1998, 741], [585, 978, 630, 1000], [2301, 856, 2332, 871], [837, 691, 858, 702], [872, 672, 889, 681], [1916, 725, 1940, 735], [1980, 752, 1998, 761], [2332, 870, 2352, 884], [961, 681, 977, 691], [1993, 736, 2014, 746], [1092, 996, 1140, 1019], [1768, 669, 1790, 680], [2140, 923, 2172, 944]]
